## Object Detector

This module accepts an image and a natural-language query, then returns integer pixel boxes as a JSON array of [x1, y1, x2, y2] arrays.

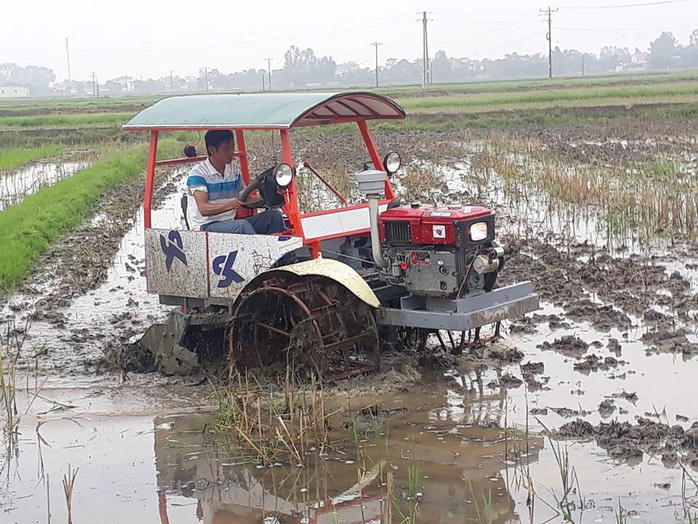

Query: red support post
[[144, 130, 159, 229], [280, 129, 302, 235], [235, 129, 251, 185]]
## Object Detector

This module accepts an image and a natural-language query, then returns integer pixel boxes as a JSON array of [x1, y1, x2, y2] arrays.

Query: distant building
[[0, 86, 30, 98]]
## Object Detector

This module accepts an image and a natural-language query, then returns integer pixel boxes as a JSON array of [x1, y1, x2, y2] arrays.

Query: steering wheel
[[239, 165, 286, 209]]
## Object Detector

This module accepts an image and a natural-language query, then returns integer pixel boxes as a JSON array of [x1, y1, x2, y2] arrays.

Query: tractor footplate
[[228, 275, 379, 381]]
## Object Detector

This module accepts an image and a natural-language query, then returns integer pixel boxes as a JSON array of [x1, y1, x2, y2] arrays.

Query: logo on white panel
[[433, 225, 446, 239]]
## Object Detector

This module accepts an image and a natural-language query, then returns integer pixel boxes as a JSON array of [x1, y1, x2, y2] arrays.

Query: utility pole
[[370, 42, 382, 88], [91, 72, 98, 97], [262, 71, 266, 92], [265, 58, 273, 90], [65, 38, 71, 83], [540, 6, 558, 79], [169, 70, 174, 92], [419, 11, 432, 88], [203, 67, 209, 92], [581, 55, 585, 76]]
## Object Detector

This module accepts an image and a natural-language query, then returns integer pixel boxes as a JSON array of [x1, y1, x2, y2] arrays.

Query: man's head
[[205, 130, 235, 165]]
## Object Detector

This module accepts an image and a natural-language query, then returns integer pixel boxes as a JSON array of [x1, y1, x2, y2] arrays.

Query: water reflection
[[153, 388, 543, 524], [0, 161, 89, 210]]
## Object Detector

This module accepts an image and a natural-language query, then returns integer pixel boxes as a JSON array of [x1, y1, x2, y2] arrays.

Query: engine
[[377, 203, 508, 298]]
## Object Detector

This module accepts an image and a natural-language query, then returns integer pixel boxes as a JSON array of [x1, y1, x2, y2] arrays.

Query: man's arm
[[193, 190, 242, 216]]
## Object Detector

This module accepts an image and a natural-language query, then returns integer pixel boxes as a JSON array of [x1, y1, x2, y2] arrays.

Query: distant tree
[[383, 59, 421, 85], [679, 29, 698, 67], [0, 63, 54, 94], [282, 45, 336, 87], [649, 32, 678, 69], [431, 50, 453, 83], [133, 78, 166, 93]]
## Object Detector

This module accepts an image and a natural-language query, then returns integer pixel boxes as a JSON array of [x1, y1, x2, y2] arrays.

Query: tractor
[[123, 91, 539, 378]]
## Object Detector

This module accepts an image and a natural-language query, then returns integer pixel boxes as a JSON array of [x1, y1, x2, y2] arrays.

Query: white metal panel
[[144, 229, 209, 298], [207, 234, 304, 299], [300, 204, 387, 240]]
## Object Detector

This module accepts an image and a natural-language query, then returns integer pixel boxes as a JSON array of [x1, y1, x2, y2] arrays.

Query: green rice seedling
[[541, 432, 583, 522], [405, 461, 421, 523], [464, 477, 495, 524], [0, 332, 19, 435]]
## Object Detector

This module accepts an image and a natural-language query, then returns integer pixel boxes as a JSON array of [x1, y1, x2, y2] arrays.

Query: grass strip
[[0, 112, 135, 129], [380, 70, 698, 98], [0, 145, 66, 171], [0, 139, 181, 292]]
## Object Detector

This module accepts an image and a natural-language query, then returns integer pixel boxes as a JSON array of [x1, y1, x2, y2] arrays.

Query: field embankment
[[0, 145, 66, 172], [0, 139, 181, 292]]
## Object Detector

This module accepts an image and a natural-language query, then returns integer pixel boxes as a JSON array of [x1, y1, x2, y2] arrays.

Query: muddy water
[[2, 145, 698, 522], [0, 161, 89, 210], [3, 379, 695, 523]]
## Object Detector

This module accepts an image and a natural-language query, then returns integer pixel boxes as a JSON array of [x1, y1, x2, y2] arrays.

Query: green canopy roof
[[122, 91, 405, 131]]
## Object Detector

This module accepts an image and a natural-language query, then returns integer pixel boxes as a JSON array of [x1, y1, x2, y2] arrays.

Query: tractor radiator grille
[[384, 221, 412, 244]]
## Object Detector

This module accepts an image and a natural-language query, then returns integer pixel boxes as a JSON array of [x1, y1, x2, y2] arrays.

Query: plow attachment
[[376, 281, 539, 332], [137, 309, 229, 375]]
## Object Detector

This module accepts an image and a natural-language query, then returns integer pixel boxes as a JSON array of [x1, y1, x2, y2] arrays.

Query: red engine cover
[[379, 204, 492, 245]]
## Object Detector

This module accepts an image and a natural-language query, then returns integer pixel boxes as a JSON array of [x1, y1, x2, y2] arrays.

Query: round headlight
[[274, 163, 294, 187], [470, 222, 488, 242], [383, 152, 401, 175]]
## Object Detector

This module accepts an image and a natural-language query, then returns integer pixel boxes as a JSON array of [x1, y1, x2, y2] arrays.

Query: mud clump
[[521, 361, 544, 375], [509, 315, 537, 334], [573, 353, 625, 373], [598, 399, 616, 418], [607, 338, 622, 354], [503, 239, 696, 344], [555, 419, 595, 438], [642, 328, 698, 355], [555, 417, 697, 464], [612, 391, 638, 403], [499, 373, 523, 389], [103, 340, 156, 374], [538, 335, 588, 357], [565, 299, 631, 332], [520, 361, 548, 390], [549, 406, 592, 418]]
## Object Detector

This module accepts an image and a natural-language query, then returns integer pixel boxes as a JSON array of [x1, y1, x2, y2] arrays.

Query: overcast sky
[[4, 0, 697, 81]]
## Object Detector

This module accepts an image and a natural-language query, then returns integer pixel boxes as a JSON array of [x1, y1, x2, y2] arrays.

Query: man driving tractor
[[186, 130, 285, 234]]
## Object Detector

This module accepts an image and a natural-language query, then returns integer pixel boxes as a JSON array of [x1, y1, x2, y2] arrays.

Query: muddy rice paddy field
[[1, 82, 698, 523]]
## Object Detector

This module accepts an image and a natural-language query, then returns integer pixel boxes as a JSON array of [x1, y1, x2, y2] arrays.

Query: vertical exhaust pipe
[[368, 195, 389, 269], [355, 169, 389, 269]]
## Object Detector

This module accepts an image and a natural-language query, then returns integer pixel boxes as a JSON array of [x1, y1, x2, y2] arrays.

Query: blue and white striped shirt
[[186, 159, 244, 230]]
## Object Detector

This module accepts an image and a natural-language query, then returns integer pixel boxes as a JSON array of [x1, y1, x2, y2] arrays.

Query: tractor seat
[[181, 193, 255, 231]]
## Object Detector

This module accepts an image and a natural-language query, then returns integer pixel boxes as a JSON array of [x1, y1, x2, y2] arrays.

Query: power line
[[468, 30, 541, 59], [540, 6, 558, 79], [558, 25, 696, 32], [564, 0, 690, 9], [370, 42, 382, 87]]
